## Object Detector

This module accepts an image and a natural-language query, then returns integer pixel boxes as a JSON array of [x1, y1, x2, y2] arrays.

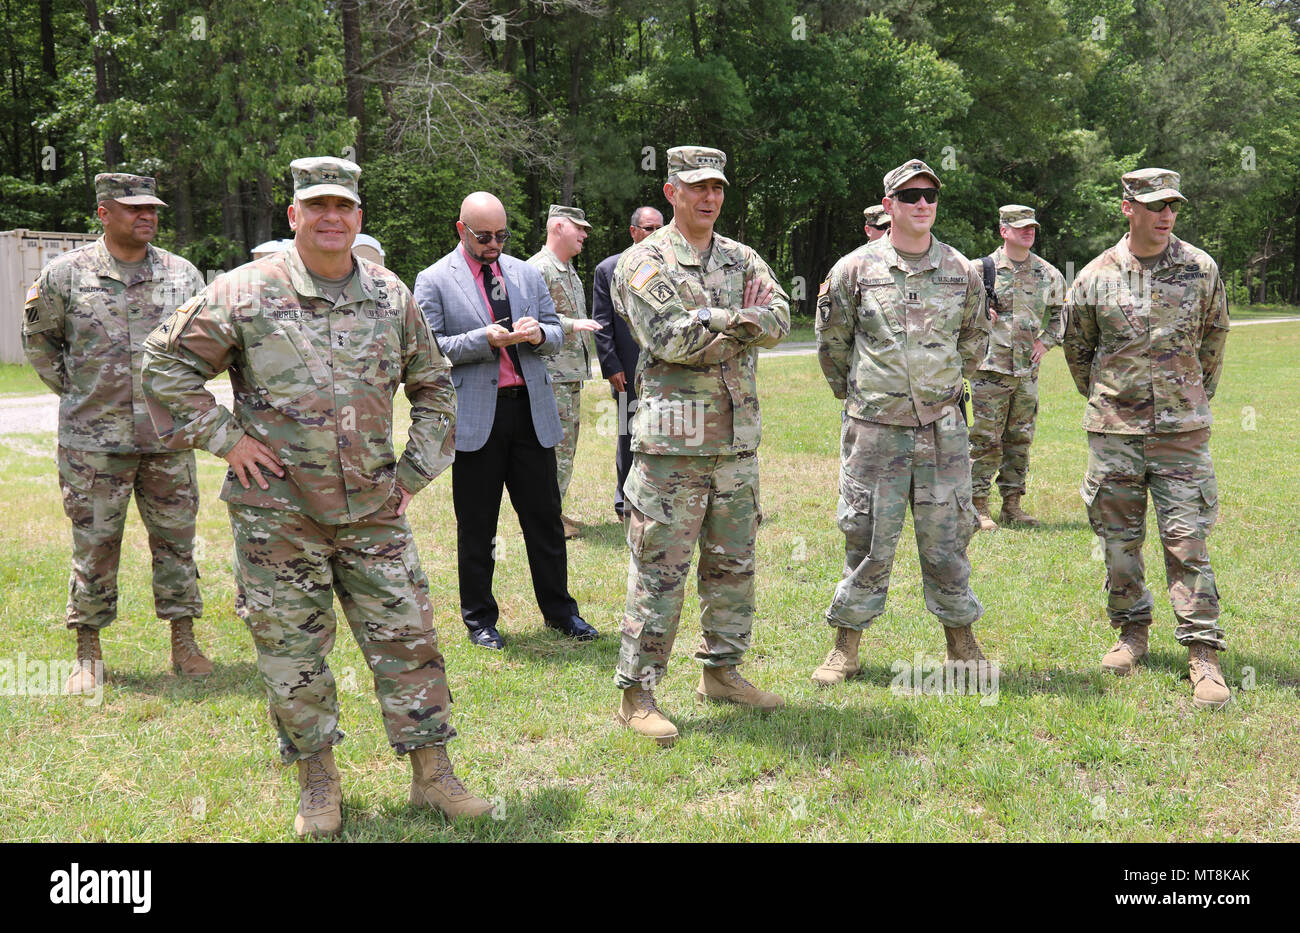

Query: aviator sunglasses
[[462, 221, 511, 244]]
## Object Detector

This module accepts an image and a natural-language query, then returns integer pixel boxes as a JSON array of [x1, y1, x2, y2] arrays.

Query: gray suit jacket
[[414, 247, 564, 453]]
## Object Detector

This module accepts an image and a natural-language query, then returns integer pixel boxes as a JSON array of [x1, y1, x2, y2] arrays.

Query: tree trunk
[[252, 170, 275, 247], [560, 39, 583, 205], [341, 0, 366, 163], [221, 182, 246, 267], [1256, 226, 1273, 304], [687, 0, 703, 60], [1292, 198, 1300, 303], [82, 0, 123, 168]]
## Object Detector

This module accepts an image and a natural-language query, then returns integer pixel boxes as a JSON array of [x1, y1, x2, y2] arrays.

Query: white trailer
[[0, 229, 100, 364]]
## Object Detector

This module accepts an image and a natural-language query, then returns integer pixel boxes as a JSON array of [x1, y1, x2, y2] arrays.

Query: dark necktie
[[482, 263, 523, 374]]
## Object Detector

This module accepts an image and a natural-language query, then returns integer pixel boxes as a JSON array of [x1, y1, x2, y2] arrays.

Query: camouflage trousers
[[969, 369, 1039, 498], [56, 445, 201, 630], [614, 451, 760, 689], [826, 415, 983, 631], [1081, 428, 1224, 648], [229, 497, 455, 764], [553, 380, 582, 504]]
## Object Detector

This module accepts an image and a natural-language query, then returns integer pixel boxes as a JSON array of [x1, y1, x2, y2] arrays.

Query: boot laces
[[1190, 645, 1223, 684], [172, 621, 200, 655], [633, 687, 661, 714], [724, 667, 754, 689], [75, 626, 99, 660], [429, 752, 469, 798], [303, 756, 334, 811]]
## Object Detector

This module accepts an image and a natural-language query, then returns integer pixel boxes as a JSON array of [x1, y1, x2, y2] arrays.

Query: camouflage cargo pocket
[[836, 470, 875, 555], [1196, 475, 1219, 537], [623, 466, 676, 559], [246, 326, 329, 409]]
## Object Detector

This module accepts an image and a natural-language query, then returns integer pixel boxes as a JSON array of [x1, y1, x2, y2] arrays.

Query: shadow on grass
[[496, 628, 621, 670], [340, 784, 585, 842], [110, 660, 263, 699], [575, 518, 629, 550]]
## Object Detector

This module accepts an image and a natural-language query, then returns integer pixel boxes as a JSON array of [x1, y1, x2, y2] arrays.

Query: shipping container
[[1, 229, 100, 365]]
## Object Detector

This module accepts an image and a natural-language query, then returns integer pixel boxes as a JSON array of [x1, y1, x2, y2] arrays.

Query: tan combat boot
[[810, 627, 862, 686], [696, 665, 785, 710], [294, 748, 342, 839], [561, 514, 581, 539], [972, 495, 998, 532], [615, 685, 679, 747], [1189, 643, 1231, 710], [1100, 622, 1149, 675], [409, 744, 493, 819], [1000, 493, 1040, 527], [64, 625, 103, 696], [170, 618, 214, 676], [943, 625, 1001, 679]]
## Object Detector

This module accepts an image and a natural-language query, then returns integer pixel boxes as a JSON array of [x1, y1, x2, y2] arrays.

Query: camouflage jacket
[[611, 220, 790, 456], [141, 247, 456, 524], [980, 245, 1066, 378], [1063, 233, 1229, 435], [526, 245, 592, 382], [22, 237, 204, 453], [816, 236, 989, 426]]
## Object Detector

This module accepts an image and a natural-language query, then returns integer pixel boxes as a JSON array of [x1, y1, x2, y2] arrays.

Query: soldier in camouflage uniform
[[527, 205, 602, 538], [811, 159, 996, 687], [610, 146, 790, 747], [142, 157, 491, 836], [969, 205, 1066, 530], [863, 204, 890, 243], [22, 173, 211, 697], [1063, 168, 1231, 710]]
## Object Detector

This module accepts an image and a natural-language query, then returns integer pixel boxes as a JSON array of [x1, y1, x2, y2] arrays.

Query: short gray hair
[[630, 206, 662, 227]]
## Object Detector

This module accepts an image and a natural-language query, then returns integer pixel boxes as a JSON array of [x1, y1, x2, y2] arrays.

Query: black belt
[[497, 385, 527, 398]]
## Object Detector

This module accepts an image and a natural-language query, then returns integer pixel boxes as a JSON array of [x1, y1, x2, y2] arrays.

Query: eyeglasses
[[1128, 199, 1181, 214], [893, 188, 939, 205], [635, 224, 663, 233], [462, 221, 511, 244]]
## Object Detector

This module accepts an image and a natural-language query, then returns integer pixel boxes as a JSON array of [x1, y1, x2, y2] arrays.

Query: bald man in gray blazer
[[414, 192, 596, 649]]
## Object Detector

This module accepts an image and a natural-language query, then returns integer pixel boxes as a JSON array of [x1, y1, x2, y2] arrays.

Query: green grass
[[2, 324, 1299, 841], [0, 364, 48, 396]]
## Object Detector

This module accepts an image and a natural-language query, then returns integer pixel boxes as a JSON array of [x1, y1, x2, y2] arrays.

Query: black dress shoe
[[544, 614, 599, 641], [468, 626, 504, 650]]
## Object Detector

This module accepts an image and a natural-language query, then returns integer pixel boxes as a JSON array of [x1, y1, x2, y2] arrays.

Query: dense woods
[[3, 0, 1300, 314]]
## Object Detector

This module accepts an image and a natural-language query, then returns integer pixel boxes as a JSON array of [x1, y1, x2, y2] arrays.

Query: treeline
[[3, 0, 1300, 313]]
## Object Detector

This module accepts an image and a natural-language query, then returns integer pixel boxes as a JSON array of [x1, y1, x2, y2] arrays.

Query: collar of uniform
[[539, 245, 571, 273], [284, 244, 364, 301], [1114, 232, 1184, 274], [92, 236, 162, 284], [882, 236, 941, 273]]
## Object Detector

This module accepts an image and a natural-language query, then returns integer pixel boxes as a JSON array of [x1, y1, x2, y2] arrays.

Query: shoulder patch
[[25, 279, 40, 306], [629, 262, 659, 291], [146, 295, 207, 352], [646, 279, 676, 306], [817, 279, 829, 298]]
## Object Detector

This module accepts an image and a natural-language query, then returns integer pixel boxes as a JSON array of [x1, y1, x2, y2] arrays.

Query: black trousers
[[614, 389, 636, 513], [452, 392, 578, 630]]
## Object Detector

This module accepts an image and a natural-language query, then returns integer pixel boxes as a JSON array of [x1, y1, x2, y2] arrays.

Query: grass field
[[2, 322, 1298, 842]]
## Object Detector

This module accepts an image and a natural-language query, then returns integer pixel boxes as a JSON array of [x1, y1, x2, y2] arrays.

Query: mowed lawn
[[1, 322, 1298, 842]]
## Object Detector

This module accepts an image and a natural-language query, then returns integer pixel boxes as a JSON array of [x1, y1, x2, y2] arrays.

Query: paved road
[[2, 316, 1295, 436]]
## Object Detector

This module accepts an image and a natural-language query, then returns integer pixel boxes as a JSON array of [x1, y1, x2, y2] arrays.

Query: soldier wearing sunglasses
[[812, 158, 995, 687], [1063, 168, 1231, 709]]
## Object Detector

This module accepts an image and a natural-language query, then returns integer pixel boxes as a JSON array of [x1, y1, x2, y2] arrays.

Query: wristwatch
[[696, 308, 712, 327]]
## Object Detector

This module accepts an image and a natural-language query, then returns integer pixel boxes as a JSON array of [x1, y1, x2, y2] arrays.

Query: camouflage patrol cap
[[548, 204, 592, 229], [863, 205, 890, 228], [667, 146, 728, 184], [290, 156, 361, 205], [883, 159, 941, 196], [999, 204, 1039, 228], [1122, 168, 1186, 204], [94, 173, 166, 206]]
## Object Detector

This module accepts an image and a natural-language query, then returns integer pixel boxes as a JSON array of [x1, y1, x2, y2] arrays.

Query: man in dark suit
[[414, 191, 597, 649], [591, 206, 664, 519]]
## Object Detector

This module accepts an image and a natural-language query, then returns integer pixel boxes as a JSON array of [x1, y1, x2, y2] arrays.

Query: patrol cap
[[863, 204, 890, 228], [667, 146, 728, 184], [883, 159, 941, 196], [1122, 168, 1186, 204], [290, 156, 362, 205], [95, 173, 166, 207], [999, 204, 1039, 228], [548, 204, 592, 229]]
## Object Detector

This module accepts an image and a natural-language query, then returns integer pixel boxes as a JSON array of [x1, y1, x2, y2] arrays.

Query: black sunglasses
[[1128, 199, 1181, 214], [635, 224, 663, 232], [462, 221, 511, 244], [893, 188, 939, 205]]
